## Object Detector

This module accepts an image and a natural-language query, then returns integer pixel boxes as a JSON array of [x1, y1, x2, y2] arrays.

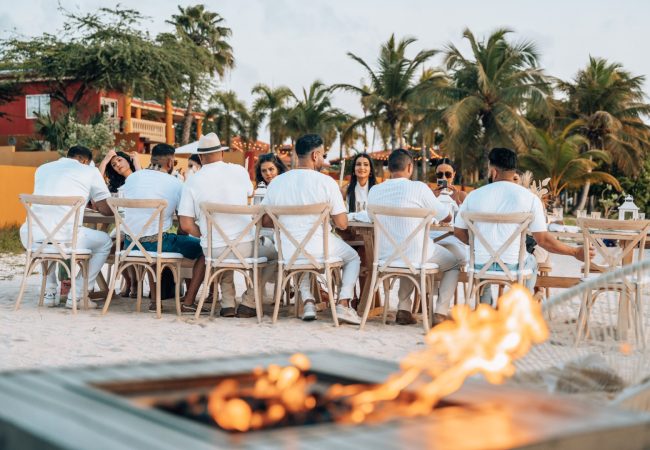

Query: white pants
[[299, 235, 360, 302], [20, 225, 112, 297]]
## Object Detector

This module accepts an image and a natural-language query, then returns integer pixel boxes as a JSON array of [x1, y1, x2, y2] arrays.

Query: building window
[[25, 94, 51, 119]]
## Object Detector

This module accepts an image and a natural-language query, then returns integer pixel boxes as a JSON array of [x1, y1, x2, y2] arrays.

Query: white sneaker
[[302, 302, 317, 321], [336, 304, 361, 325], [65, 298, 98, 310], [43, 291, 58, 307]]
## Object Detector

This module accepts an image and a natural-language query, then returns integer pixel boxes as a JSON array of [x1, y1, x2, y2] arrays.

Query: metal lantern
[[618, 195, 639, 220]]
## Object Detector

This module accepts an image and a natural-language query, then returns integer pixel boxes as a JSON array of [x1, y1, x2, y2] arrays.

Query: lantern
[[618, 195, 639, 220]]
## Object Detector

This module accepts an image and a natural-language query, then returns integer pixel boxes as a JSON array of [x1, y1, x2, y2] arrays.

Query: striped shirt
[[367, 178, 449, 264]]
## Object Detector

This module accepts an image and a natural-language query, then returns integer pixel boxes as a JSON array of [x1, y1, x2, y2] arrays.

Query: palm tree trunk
[[420, 132, 427, 182], [576, 181, 591, 211], [390, 123, 397, 151], [181, 82, 196, 146], [268, 107, 274, 154]]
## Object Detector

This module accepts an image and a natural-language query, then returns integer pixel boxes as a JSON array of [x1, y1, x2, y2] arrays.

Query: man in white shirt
[[261, 134, 362, 324], [454, 147, 593, 305], [178, 133, 277, 318], [122, 144, 205, 313], [367, 149, 461, 326], [20, 146, 113, 309]]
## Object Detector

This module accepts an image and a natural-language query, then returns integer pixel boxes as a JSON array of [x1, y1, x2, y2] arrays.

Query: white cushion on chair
[[467, 268, 533, 278], [209, 257, 268, 266], [378, 259, 439, 270], [281, 256, 343, 265], [119, 250, 184, 259], [32, 245, 92, 255]]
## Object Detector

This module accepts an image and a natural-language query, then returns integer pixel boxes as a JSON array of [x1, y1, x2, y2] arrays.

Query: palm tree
[[558, 56, 650, 209], [442, 28, 551, 178], [205, 90, 246, 148], [168, 5, 234, 145], [251, 84, 295, 153], [236, 107, 264, 150], [333, 34, 442, 150], [519, 125, 620, 206]]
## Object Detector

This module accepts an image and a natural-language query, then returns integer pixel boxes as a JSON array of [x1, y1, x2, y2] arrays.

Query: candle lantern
[[618, 195, 639, 220]]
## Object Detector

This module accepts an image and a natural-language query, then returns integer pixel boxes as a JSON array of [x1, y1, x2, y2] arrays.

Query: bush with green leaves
[[61, 115, 116, 159]]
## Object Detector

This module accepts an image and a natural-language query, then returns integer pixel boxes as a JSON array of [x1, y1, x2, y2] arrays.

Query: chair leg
[[135, 266, 143, 313], [174, 264, 181, 317], [254, 267, 262, 324], [272, 266, 284, 324], [575, 289, 592, 344], [359, 268, 378, 330], [325, 268, 339, 327], [70, 257, 77, 314], [155, 264, 162, 319], [82, 261, 89, 310], [38, 261, 49, 307], [382, 279, 391, 325], [195, 265, 212, 320], [15, 257, 37, 310], [420, 273, 430, 333], [102, 263, 121, 315], [210, 273, 221, 318]]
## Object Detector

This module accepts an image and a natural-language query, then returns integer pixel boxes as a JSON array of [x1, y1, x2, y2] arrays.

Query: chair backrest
[[577, 218, 650, 274], [107, 198, 167, 264], [264, 203, 331, 271], [200, 202, 265, 269], [366, 205, 437, 274], [461, 212, 533, 280], [20, 194, 86, 259]]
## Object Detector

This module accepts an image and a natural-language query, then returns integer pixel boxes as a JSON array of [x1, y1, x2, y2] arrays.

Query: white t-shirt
[[353, 182, 369, 212], [122, 169, 182, 237], [454, 181, 547, 265], [367, 178, 449, 264], [261, 169, 346, 259], [178, 161, 253, 249], [26, 158, 110, 241]]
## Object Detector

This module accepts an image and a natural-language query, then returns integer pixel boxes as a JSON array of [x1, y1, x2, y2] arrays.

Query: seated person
[[178, 133, 278, 318], [20, 145, 113, 309], [255, 153, 288, 187], [431, 157, 467, 206], [454, 147, 593, 304], [122, 143, 205, 313], [261, 134, 361, 324], [368, 149, 461, 326], [99, 149, 141, 193], [341, 153, 377, 212]]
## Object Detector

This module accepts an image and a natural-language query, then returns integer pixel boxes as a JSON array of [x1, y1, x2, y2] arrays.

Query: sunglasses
[[436, 171, 453, 179]]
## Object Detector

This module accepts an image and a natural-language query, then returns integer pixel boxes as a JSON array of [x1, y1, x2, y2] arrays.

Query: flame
[[208, 285, 548, 431]]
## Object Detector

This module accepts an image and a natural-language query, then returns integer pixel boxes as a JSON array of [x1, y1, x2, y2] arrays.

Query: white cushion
[[468, 268, 533, 278], [208, 257, 268, 266], [32, 245, 92, 255], [119, 250, 184, 259], [281, 256, 343, 265], [378, 259, 439, 270]]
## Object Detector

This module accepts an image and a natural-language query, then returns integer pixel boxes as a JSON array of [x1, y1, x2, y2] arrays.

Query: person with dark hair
[[255, 153, 288, 186], [454, 147, 593, 305], [122, 143, 206, 313], [99, 149, 141, 193], [432, 157, 466, 206], [20, 145, 113, 309], [367, 149, 462, 326], [179, 133, 278, 318], [261, 133, 362, 324], [341, 153, 377, 212], [185, 153, 203, 181]]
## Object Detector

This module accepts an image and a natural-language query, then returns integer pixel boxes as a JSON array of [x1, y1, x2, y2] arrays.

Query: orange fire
[[208, 285, 548, 431]]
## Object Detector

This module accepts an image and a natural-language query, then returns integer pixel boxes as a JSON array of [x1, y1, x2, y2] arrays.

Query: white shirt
[[178, 161, 253, 249], [262, 169, 346, 259], [353, 182, 369, 212], [454, 181, 547, 265], [26, 158, 110, 241], [367, 178, 449, 264], [122, 169, 182, 237]]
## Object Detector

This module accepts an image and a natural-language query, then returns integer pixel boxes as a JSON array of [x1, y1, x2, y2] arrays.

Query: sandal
[[180, 303, 210, 314]]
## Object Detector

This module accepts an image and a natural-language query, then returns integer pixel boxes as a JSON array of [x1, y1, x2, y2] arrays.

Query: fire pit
[[1, 351, 650, 449]]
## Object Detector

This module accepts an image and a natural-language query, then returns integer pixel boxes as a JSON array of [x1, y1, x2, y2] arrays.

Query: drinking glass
[[576, 210, 587, 219], [639, 213, 646, 220], [553, 207, 564, 220], [591, 212, 602, 219]]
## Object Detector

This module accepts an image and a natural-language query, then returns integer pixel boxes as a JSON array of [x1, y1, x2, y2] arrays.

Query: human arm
[[533, 231, 594, 261], [93, 199, 114, 216], [332, 212, 348, 230], [98, 149, 117, 178], [129, 151, 142, 171], [454, 227, 469, 245], [179, 215, 201, 237]]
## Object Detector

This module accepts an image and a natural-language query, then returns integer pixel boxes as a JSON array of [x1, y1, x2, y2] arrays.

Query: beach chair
[[359, 205, 440, 333], [575, 218, 650, 344], [462, 212, 534, 307], [101, 198, 184, 319], [194, 203, 268, 323], [15, 194, 91, 313], [265, 203, 342, 326]]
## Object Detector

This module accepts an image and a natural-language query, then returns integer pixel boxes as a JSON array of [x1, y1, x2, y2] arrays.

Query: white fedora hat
[[196, 132, 229, 154]]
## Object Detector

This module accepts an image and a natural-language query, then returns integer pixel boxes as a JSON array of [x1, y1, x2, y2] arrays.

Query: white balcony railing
[[131, 118, 166, 143]]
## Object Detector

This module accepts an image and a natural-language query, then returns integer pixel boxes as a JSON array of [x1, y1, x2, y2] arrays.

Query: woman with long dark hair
[[342, 153, 377, 212], [431, 157, 466, 205], [255, 153, 288, 186], [99, 150, 139, 193]]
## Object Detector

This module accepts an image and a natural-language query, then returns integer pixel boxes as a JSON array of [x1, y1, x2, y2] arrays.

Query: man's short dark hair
[[488, 147, 517, 171], [151, 143, 176, 158], [388, 149, 412, 172], [67, 145, 93, 161], [295, 134, 323, 157]]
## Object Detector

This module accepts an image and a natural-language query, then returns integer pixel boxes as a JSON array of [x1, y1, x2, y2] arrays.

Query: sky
[[1, 0, 648, 154]]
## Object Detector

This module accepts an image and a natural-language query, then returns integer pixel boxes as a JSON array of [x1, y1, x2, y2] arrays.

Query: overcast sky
[[1, 0, 648, 150]]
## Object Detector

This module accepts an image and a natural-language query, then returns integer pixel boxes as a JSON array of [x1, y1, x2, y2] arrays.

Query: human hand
[[574, 244, 596, 261], [103, 149, 117, 161]]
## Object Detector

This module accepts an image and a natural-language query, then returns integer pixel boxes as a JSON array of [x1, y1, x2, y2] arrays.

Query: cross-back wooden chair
[[359, 206, 439, 332], [265, 204, 342, 326], [15, 194, 91, 313], [576, 218, 650, 344], [462, 212, 534, 308], [194, 203, 268, 322], [101, 198, 183, 319]]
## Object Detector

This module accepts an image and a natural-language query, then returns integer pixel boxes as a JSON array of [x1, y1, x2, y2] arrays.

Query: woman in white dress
[[341, 153, 377, 213]]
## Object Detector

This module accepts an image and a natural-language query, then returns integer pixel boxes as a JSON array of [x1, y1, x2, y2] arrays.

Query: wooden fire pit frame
[[1, 351, 650, 450]]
